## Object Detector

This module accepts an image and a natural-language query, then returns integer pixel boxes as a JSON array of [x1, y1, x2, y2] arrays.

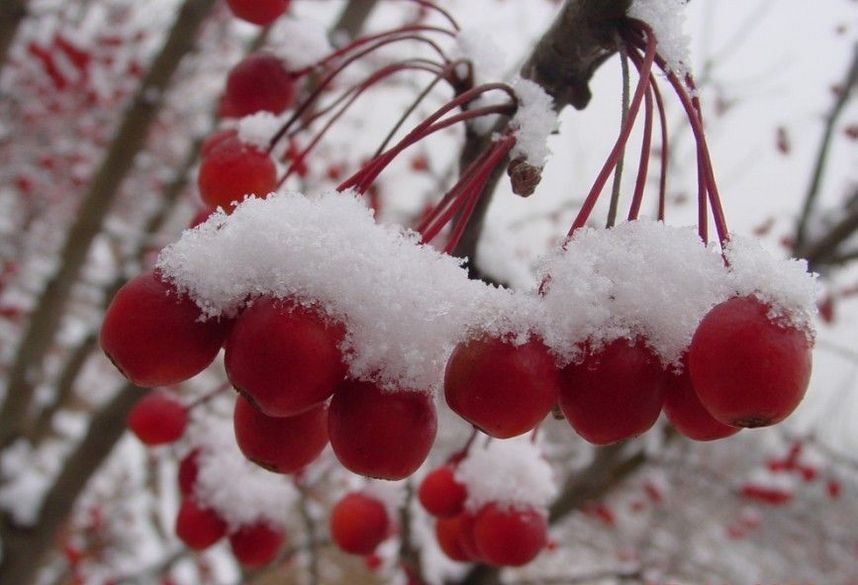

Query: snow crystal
[[455, 438, 556, 512], [509, 78, 556, 167], [628, 0, 691, 79], [190, 415, 299, 530], [539, 220, 731, 368], [724, 236, 820, 337], [272, 17, 333, 69], [157, 191, 542, 392], [237, 112, 283, 150], [451, 27, 507, 83]]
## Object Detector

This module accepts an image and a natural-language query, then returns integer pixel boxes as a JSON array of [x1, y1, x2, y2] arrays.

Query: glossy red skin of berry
[[226, 0, 289, 26], [128, 392, 187, 445], [688, 296, 812, 428], [225, 298, 346, 417], [472, 503, 547, 567], [558, 338, 667, 445], [435, 516, 472, 562], [457, 513, 483, 561], [664, 366, 740, 441], [229, 522, 285, 567], [234, 396, 328, 474], [197, 137, 277, 211], [175, 499, 227, 550], [100, 271, 230, 387], [200, 128, 238, 158], [444, 336, 560, 438], [224, 52, 296, 117], [328, 380, 437, 480], [178, 449, 201, 496], [418, 465, 467, 518], [330, 493, 389, 555]]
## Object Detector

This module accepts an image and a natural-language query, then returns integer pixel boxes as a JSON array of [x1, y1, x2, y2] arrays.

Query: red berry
[[558, 338, 667, 445], [328, 380, 437, 480], [200, 128, 238, 158], [224, 52, 296, 117], [225, 298, 346, 417], [435, 516, 472, 562], [456, 512, 484, 561], [178, 449, 201, 496], [688, 296, 812, 427], [330, 493, 389, 555], [175, 499, 227, 550], [418, 465, 467, 518], [234, 396, 329, 473], [226, 0, 289, 26], [471, 503, 547, 567], [663, 366, 739, 441], [128, 392, 187, 445], [444, 336, 560, 438], [197, 137, 277, 211], [100, 271, 230, 387], [229, 522, 285, 567]]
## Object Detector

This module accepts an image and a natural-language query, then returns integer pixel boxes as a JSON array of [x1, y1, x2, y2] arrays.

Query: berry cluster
[[175, 448, 287, 566], [418, 440, 555, 567]]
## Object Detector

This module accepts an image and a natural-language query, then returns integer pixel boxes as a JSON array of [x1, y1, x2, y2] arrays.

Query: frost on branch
[[628, 0, 692, 79], [156, 191, 541, 392], [509, 78, 556, 167]]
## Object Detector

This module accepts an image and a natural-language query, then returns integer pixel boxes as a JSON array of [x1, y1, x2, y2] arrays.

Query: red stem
[[627, 75, 653, 220], [269, 32, 453, 152], [338, 83, 517, 193], [443, 137, 516, 252], [278, 62, 445, 186], [567, 20, 657, 236], [624, 24, 729, 244]]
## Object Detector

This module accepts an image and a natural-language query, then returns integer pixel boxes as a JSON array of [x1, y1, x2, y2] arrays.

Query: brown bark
[[0, 0, 217, 447], [0, 0, 27, 80], [453, 0, 631, 278]]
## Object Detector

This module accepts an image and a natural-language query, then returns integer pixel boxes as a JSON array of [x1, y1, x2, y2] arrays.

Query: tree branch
[[0, 0, 27, 80], [0, 384, 146, 585], [452, 0, 631, 277], [794, 42, 858, 255]]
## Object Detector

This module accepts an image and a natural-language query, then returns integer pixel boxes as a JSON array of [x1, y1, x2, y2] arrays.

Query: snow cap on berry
[[628, 0, 691, 80], [238, 112, 283, 150], [509, 78, 556, 167], [157, 191, 541, 393], [539, 219, 731, 368], [723, 236, 820, 338], [455, 438, 556, 512], [188, 416, 298, 530], [270, 17, 332, 69]]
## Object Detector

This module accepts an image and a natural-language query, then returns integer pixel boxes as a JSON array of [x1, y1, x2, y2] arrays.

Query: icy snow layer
[[509, 78, 556, 166], [724, 236, 820, 336], [190, 414, 298, 530], [539, 220, 819, 368], [456, 438, 556, 511], [157, 191, 542, 393], [628, 0, 691, 80], [158, 195, 817, 387], [270, 16, 332, 70], [238, 111, 284, 150]]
